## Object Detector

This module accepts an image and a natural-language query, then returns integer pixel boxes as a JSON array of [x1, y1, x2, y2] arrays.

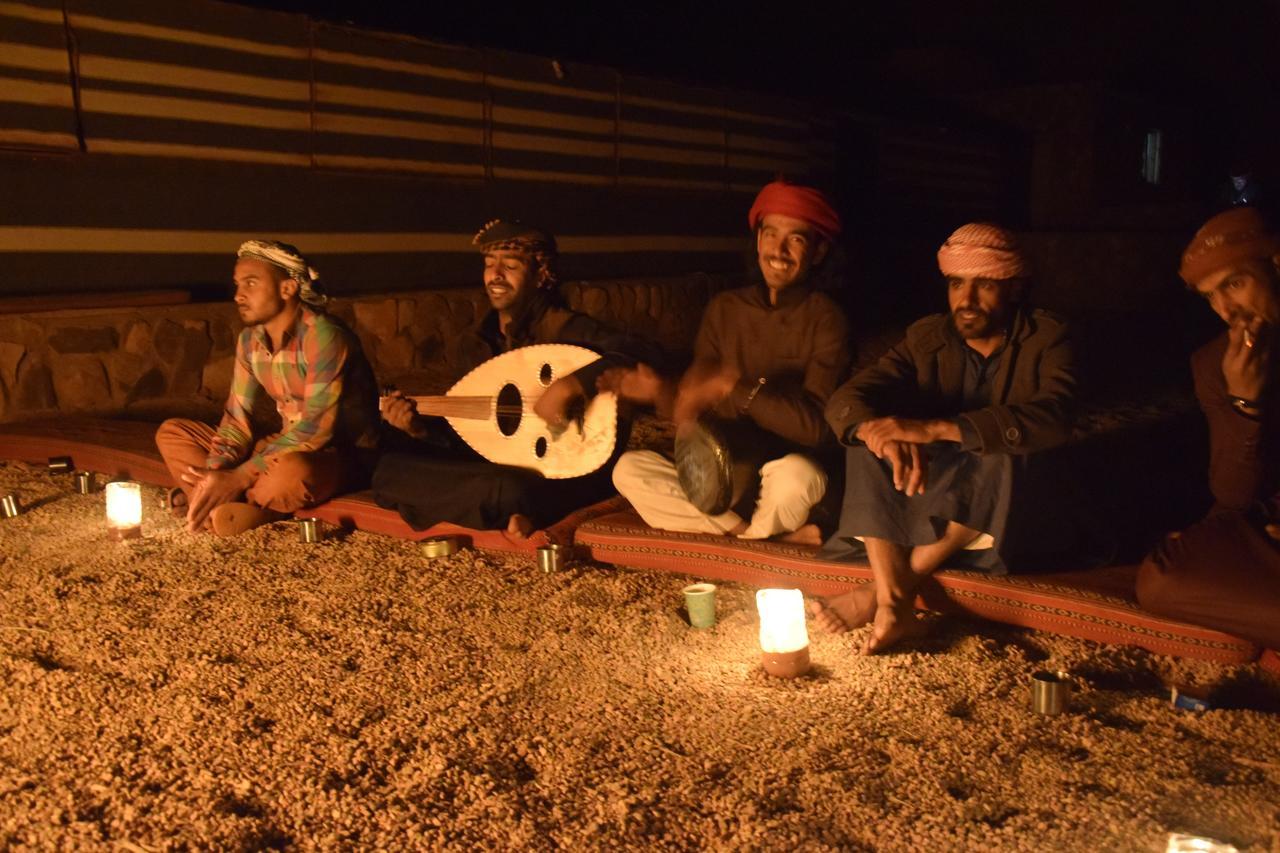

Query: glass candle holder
[[756, 588, 811, 678], [105, 481, 142, 540]]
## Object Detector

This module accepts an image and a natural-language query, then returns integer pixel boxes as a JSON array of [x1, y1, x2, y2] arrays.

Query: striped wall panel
[[313, 25, 484, 178], [65, 0, 312, 166], [0, 0, 854, 298], [485, 50, 618, 187], [0, 0, 79, 151]]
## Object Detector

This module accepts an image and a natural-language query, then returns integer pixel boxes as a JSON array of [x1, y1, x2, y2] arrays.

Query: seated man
[[817, 223, 1078, 652], [612, 179, 851, 544], [372, 220, 668, 540], [1136, 207, 1280, 650], [156, 240, 379, 535]]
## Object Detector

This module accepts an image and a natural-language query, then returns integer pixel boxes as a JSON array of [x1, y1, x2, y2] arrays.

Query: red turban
[[747, 181, 841, 241], [1179, 207, 1280, 284]]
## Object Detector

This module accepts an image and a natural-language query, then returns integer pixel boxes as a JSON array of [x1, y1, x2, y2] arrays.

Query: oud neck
[[392, 395, 492, 420]]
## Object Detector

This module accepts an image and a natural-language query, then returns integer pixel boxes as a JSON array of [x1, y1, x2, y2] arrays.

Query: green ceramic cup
[[683, 582, 717, 629]]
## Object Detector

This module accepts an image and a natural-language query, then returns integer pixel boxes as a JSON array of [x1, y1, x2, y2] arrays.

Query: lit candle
[[756, 588, 810, 678], [104, 481, 142, 540]]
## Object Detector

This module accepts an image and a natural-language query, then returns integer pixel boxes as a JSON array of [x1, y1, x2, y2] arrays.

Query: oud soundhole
[[496, 383, 522, 436], [534, 436, 548, 458], [539, 363, 553, 386]]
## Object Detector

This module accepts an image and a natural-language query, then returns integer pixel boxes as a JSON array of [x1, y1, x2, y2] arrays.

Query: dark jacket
[[1191, 332, 1279, 513], [826, 307, 1077, 455]]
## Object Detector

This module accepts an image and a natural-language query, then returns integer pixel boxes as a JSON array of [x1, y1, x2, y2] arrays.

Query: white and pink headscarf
[[936, 223, 1029, 279]]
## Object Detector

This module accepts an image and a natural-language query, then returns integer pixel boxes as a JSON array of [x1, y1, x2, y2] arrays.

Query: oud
[[381, 344, 617, 479]]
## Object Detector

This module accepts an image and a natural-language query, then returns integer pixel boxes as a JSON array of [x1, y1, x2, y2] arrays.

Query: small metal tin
[[537, 543, 564, 573], [47, 456, 73, 474], [1030, 670, 1070, 715], [298, 517, 321, 544], [74, 471, 94, 494], [1, 493, 19, 518], [420, 536, 459, 559]]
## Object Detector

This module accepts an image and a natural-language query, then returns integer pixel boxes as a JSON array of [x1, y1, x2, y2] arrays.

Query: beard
[[951, 308, 1000, 339]]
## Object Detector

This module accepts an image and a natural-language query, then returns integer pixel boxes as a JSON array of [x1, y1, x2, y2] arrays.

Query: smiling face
[[1190, 257, 1280, 327], [755, 213, 828, 299], [482, 247, 538, 315], [947, 275, 1020, 340], [232, 257, 295, 325]]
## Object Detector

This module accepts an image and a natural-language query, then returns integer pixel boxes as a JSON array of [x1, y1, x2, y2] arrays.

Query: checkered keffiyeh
[[237, 239, 327, 307]]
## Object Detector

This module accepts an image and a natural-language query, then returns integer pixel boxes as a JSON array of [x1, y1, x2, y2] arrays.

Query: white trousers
[[612, 450, 827, 539]]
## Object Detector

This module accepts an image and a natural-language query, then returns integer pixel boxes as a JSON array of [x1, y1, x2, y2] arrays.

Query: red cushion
[[574, 510, 1261, 665], [0, 417, 174, 487]]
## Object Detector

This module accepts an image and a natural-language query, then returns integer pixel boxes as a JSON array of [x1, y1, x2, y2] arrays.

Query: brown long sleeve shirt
[[693, 282, 851, 448], [1191, 332, 1279, 512]]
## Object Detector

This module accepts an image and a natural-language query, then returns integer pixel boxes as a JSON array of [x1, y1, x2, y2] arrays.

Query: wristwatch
[[740, 377, 767, 413]]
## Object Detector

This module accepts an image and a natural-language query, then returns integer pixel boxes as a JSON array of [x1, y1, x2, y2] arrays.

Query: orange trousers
[[155, 418, 351, 514]]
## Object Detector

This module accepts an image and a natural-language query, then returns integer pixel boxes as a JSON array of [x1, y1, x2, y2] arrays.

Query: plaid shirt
[[208, 306, 376, 471]]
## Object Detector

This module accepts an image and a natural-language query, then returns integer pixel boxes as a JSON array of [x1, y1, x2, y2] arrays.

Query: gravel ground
[[1, 460, 1278, 851]]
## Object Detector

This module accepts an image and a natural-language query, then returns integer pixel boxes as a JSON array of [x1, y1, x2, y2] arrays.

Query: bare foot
[[809, 586, 876, 633], [776, 523, 822, 546], [209, 502, 288, 537], [861, 604, 926, 655], [505, 513, 535, 541]]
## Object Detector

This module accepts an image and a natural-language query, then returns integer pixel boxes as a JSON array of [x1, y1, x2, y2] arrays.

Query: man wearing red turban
[[1136, 207, 1280, 650], [612, 180, 851, 542], [816, 223, 1083, 653]]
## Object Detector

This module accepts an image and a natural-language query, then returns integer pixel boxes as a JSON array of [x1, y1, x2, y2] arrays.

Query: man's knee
[[1135, 554, 1176, 614], [762, 453, 827, 504], [612, 450, 658, 493]]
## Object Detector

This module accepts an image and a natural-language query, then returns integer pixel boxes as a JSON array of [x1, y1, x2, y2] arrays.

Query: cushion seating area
[[0, 416, 1267, 666], [573, 509, 1262, 666]]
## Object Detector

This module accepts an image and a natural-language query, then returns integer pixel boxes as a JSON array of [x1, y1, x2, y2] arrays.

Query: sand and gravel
[[1, 459, 1278, 851]]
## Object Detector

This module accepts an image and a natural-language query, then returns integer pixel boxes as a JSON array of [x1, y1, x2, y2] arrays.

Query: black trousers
[[371, 447, 615, 531], [821, 444, 1110, 575]]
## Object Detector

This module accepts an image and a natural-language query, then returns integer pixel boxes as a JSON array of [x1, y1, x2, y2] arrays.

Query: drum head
[[675, 420, 734, 516]]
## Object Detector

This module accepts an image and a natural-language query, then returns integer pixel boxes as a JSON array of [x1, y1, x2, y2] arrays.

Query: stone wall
[[0, 273, 734, 424]]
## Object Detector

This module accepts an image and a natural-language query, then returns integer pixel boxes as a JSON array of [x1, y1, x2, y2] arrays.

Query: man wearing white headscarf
[[814, 223, 1082, 653], [155, 240, 379, 535]]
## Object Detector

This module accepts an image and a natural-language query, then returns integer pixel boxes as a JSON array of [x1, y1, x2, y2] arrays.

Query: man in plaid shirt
[[156, 240, 379, 535]]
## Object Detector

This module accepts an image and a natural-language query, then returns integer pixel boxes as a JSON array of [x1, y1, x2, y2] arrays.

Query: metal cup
[[74, 471, 94, 494], [298, 517, 321, 544], [47, 456, 73, 474], [1031, 670, 1070, 715], [1, 493, 19, 518], [537, 544, 564, 573], [420, 536, 459, 559]]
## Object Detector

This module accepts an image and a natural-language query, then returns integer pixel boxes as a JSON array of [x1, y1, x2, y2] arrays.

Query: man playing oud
[[372, 220, 668, 540]]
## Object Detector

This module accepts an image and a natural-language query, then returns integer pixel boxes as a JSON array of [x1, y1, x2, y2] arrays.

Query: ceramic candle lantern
[[105, 481, 142, 540], [756, 588, 810, 678]]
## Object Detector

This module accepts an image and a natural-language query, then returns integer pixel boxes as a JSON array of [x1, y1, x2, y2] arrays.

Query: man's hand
[[381, 392, 429, 440], [183, 464, 254, 533], [534, 374, 585, 435], [856, 417, 960, 457], [880, 439, 927, 497], [1223, 315, 1271, 403], [673, 362, 740, 425], [597, 363, 677, 419]]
